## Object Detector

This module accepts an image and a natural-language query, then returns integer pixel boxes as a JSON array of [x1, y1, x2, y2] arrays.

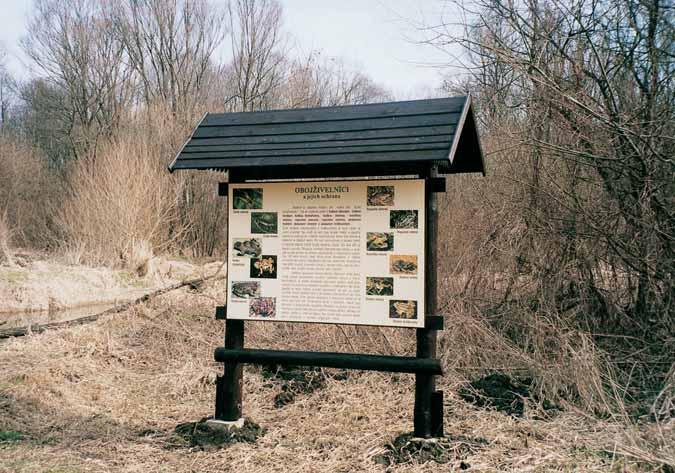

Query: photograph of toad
[[249, 297, 276, 318], [366, 277, 394, 296], [389, 300, 417, 319], [389, 255, 418, 275], [366, 232, 394, 251], [231, 281, 260, 299], [233, 237, 262, 257], [367, 185, 394, 206]]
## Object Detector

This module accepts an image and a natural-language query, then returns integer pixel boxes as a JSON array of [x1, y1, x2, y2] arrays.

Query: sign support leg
[[414, 169, 444, 438], [215, 319, 244, 420]]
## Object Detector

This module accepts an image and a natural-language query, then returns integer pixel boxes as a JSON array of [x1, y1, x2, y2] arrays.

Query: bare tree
[[114, 0, 228, 118], [224, 0, 286, 112], [279, 52, 391, 109], [0, 46, 15, 129], [21, 0, 134, 161]]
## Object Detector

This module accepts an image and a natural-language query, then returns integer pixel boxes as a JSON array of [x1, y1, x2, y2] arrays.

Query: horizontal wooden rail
[[214, 348, 442, 375]]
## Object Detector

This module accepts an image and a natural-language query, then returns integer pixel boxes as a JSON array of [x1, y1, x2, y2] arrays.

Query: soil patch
[[171, 418, 265, 450], [459, 373, 557, 417], [373, 432, 489, 466], [261, 364, 348, 408]]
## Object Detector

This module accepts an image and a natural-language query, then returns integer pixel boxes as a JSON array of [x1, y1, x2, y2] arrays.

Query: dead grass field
[[0, 280, 672, 472]]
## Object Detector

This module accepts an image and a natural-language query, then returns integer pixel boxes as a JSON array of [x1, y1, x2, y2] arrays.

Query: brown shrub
[[0, 208, 14, 266], [57, 128, 182, 267], [0, 132, 61, 249]]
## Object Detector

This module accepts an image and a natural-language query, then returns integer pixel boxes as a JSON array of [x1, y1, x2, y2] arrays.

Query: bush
[[57, 127, 182, 267], [0, 132, 61, 249]]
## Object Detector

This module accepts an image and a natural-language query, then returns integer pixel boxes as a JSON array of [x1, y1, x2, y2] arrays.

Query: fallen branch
[[0, 269, 226, 339]]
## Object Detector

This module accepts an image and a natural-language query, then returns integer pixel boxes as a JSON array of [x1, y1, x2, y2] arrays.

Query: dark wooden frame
[[214, 164, 444, 438]]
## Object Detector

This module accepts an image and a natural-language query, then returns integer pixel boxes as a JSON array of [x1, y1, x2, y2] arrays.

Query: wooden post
[[215, 319, 244, 420], [215, 178, 245, 421], [414, 167, 443, 438]]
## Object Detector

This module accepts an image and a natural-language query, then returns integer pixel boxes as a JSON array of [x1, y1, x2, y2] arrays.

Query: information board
[[227, 179, 425, 328]]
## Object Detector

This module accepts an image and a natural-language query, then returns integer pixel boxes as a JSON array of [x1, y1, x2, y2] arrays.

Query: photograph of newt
[[390, 210, 418, 229], [251, 212, 278, 234], [233, 188, 263, 209]]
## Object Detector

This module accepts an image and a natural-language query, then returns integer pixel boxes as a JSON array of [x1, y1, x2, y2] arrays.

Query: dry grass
[[0, 282, 672, 472]]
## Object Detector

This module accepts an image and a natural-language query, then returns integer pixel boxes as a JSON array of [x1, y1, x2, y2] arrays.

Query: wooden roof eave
[[443, 95, 486, 176], [167, 112, 208, 173]]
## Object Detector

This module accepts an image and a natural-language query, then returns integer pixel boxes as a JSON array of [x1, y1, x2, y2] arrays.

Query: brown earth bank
[[0, 279, 672, 472]]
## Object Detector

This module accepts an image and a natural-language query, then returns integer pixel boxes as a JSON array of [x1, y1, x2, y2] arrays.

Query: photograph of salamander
[[233, 188, 263, 209], [250, 255, 277, 278], [389, 300, 417, 319], [249, 297, 276, 318], [389, 255, 418, 275], [231, 281, 260, 299], [233, 237, 262, 257], [251, 212, 278, 234], [366, 277, 394, 296], [367, 185, 394, 206], [366, 232, 394, 251], [389, 210, 418, 229]]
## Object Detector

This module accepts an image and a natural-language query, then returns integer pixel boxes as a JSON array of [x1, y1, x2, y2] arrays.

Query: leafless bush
[[177, 171, 228, 258], [58, 121, 182, 267], [0, 132, 61, 249], [0, 209, 15, 266]]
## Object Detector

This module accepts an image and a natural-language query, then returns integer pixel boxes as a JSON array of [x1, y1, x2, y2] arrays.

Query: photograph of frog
[[367, 185, 394, 206], [366, 277, 394, 296], [390, 210, 418, 229], [231, 281, 260, 299], [389, 300, 417, 319], [250, 255, 277, 278], [366, 232, 394, 251], [233, 237, 262, 257], [233, 188, 263, 209], [249, 297, 276, 318], [389, 255, 418, 275], [251, 212, 278, 234]]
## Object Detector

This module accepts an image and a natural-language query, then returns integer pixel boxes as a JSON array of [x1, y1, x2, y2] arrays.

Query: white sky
[[0, 0, 460, 99]]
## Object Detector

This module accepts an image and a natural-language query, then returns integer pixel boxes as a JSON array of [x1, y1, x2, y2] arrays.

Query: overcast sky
[[0, 0, 459, 99]]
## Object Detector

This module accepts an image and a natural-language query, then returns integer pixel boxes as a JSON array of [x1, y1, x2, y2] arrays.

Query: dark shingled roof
[[169, 96, 484, 176]]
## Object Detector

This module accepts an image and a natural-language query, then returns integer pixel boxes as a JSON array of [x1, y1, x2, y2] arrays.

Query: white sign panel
[[227, 179, 425, 328]]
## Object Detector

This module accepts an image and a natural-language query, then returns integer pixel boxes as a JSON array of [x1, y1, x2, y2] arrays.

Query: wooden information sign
[[168, 96, 485, 439], [227, 179, 425, 327]]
